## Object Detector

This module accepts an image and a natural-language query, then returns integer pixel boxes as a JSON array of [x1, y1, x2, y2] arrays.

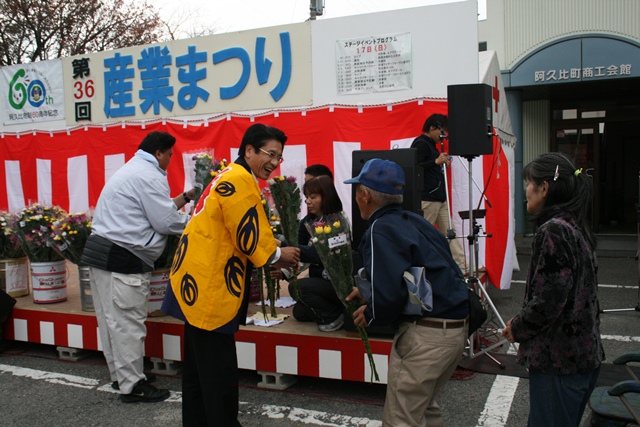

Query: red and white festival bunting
[[1, 97, 515, 289]]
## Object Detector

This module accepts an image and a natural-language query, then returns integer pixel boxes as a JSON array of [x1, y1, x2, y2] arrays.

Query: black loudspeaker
[[447, 83, 493, 157], [350, 148, 423, 249]]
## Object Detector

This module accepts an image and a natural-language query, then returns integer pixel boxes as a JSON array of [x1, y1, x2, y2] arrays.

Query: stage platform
[[2, 263, 393, 384]]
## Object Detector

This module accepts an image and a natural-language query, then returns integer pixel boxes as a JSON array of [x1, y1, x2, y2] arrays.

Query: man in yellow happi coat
[[162, 124, 300, 427]]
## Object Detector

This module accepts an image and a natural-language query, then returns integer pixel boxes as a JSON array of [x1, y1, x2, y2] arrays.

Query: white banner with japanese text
[[62, 23, 312, 125], [0, 60, 66, 126], [335, 32, 412, 95]]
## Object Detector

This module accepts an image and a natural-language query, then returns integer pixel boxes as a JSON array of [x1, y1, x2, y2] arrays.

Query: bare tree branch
[[0, 0, 168, 65]]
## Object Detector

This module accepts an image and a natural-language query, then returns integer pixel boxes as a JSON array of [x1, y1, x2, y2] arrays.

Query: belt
[[416, 317, 468, 329]]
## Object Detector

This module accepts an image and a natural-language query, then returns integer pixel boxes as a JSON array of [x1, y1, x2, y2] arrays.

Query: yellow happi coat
[[169, 162, 276, 331]]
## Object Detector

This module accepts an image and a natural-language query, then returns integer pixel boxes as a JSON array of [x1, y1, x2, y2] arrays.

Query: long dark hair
[[522, 152, 596, 248], [303, 175, 343, 216]]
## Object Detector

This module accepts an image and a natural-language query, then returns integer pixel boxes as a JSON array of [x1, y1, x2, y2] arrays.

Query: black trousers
[[289, 276, 343, 325], [182, 323, 241, 427]]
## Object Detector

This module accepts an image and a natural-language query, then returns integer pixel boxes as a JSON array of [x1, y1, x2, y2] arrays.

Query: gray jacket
[[86, 150, 189, 270]]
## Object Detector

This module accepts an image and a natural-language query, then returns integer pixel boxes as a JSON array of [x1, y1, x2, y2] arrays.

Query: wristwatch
[[182, 192, 190, 203]]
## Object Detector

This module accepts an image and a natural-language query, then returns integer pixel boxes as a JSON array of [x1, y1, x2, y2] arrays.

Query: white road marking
[[512, 279, 638, 290], [475, 346, 520, 427], [601, 335, 640, 343], [0, 363, 99, 389], [476, 375, 520, 427], [242, 403, 382, 426], [0, 363, 381, 426], [470, 333, 640, 427], [7, 333, 638, 427], [598, 284, 639, 289]]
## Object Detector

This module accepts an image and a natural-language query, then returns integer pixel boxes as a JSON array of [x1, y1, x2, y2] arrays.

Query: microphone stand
[[436, 125, 456, 241]]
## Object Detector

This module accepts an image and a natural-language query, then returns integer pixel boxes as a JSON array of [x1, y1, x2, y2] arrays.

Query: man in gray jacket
[[82, 131, 195, 403]]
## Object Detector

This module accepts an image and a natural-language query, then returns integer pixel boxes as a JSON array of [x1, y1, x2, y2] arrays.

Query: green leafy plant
[[306, 212, 379, 382], [192, 153, 227, 206], [267, 175, 302, 299]]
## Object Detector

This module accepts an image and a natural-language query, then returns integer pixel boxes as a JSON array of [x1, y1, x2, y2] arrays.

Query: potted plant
[[0, 211, 29, 298], [50, 212, 92, 266], [50, 212, 93, 310], [9, 204, 68, 304]]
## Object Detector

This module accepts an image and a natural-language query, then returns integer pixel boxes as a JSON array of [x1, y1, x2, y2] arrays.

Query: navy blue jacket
[[358, 204, 468, 326], [411, 134, 446, 202]]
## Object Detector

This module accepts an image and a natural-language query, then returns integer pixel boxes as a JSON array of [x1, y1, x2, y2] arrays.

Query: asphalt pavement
[[0, 252, 638, 427]]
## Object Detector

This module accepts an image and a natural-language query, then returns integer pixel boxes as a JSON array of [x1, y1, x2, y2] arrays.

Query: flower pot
[[30, 260, 67, 304], [148, 268, 169, 317], [0, 257, 29, 298], [78, 266, 94, 312]]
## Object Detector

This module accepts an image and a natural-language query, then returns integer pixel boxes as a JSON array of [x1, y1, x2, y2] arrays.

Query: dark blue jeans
[[528, 366, 600, 427]]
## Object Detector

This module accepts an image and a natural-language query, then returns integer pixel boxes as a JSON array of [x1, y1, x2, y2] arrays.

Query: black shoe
[[111, 372, 156, 391], [120, 380, 170, 403]]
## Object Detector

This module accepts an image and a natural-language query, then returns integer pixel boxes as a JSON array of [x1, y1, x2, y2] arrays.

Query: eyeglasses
[[258, 147, 284, 164]]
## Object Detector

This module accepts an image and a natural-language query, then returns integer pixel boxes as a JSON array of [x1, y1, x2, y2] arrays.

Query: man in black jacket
[[411, 113, 467, 273]]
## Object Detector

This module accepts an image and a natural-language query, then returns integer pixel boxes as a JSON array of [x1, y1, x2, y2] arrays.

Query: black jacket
[[411, 134, 446, 202]]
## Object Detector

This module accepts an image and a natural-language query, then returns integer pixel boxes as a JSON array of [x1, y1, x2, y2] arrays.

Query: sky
[[154, 0, 486, 38]]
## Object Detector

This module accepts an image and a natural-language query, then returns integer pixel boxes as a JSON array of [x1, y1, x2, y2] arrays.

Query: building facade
[[479, 0, 640, 234]]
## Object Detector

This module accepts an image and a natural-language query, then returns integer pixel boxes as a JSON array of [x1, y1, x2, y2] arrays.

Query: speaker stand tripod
[[460, 156, 515, 367]]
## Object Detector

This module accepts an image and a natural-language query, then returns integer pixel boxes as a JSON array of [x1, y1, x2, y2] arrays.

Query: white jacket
[[91, 150, 189, 268]]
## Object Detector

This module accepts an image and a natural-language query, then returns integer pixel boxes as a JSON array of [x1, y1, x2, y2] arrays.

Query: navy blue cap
[[344, 158, 405, 195]]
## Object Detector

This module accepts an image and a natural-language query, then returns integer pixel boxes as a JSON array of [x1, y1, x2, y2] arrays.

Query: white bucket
[[78, 266, 94, 312], [30, 260, 67, 304], [1, 257, 30, 298], [148, 268, 169, 317]]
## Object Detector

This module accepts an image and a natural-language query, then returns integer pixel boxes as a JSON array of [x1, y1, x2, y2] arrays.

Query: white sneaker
[[318, 314, 344, 332]]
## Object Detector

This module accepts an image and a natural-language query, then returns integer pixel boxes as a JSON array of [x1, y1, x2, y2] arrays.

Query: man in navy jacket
[[345, 158, 469, 427]]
